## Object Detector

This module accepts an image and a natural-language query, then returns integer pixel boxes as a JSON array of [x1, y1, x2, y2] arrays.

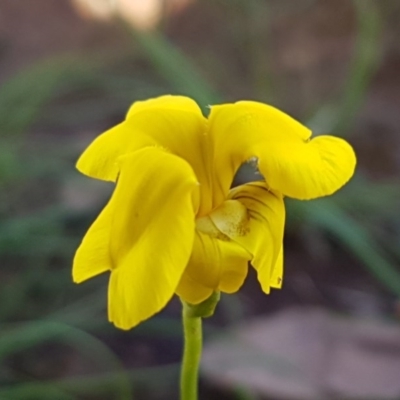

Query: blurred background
[[1, 0, 400, 399]]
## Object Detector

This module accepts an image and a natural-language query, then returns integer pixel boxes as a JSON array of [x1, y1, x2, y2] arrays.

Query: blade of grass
[[308, 0, 382, 135], [130, 28, 221, 108], [334, 0, 382, 135], [234, 386, 260, 400], [0, 364, 179, 399], [0, 322, 132, 399], [289, 199, 400, 296], [0, 59, 71, 138], [245, 0, 274, 101]]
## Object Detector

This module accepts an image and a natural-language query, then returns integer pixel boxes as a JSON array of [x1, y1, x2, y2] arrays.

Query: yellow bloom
[[73, 95, 356, 330]]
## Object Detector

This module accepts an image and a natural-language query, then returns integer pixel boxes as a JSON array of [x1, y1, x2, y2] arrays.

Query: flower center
[[195, 199, 249, 241]]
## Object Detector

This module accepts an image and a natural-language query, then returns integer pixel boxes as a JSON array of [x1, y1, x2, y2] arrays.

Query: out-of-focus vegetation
[[1, 0, 400, 399]]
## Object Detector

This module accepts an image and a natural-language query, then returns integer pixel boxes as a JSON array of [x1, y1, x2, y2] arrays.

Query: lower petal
[[175, 273, 214, 305], [176, 231, 250, 304], [103, 147, 199, 329], [72, 204, 113, 283], [212, 182, 286, 294], [270, 247, 283, 289]]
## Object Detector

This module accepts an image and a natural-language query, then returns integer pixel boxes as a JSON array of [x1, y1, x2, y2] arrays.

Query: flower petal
[[175, 272, 214, 305], [256, 135, 356, 199], [270, 247, 283, 289], [76, 96, 212, 213], [76, 122, 154, 182], [211, 182, 285, 293], [126, 96, 211, 213], [176, 231, 250, 304], [93, 147, 198, 330], [72, 205, 113, 283], [208, 101, 356, 201], [126, 95, 203, 118]]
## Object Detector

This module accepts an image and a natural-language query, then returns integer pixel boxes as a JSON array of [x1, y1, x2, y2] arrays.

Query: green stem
[[180, 303, 203, 400]]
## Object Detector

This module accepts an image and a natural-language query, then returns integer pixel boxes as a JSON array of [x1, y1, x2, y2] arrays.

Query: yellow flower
[[73, 95, 356, 330]]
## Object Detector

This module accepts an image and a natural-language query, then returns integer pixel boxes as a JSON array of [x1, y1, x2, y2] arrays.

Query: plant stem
[[180, 303, 202, 400]]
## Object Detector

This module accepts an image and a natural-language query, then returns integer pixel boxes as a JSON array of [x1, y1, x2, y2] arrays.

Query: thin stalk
[[180, 303, 203, 400]]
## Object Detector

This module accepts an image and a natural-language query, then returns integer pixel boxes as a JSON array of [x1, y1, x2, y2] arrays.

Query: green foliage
[[132, 29, 221, 108], [334, 0, 382, 135], [287, 194, 400, 296], [1, 1, 399, 399]]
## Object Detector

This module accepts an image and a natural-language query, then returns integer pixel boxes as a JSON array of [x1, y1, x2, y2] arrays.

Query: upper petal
[[126, 95, 203, 118], [256, 135, 356, 199], [208, 101, 356, 201], [76, 122, 154, 182], [125, 96, 212, 213], [77, 96, 211, 212], [105, 147, 199, 329]]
